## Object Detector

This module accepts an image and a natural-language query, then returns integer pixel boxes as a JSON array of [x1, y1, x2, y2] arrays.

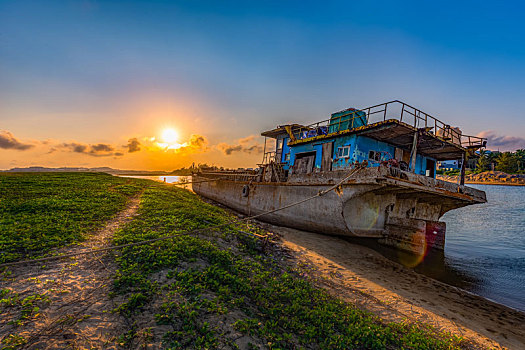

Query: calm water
[[120, 175, 191, 187], [440, 185, 525, 311], [361, 185, 525, 312]]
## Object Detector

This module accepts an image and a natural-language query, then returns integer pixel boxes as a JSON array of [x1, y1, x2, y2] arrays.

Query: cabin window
[[368, 150, 381, 162], [284, 153, 290, 161], [337, 146, 350, 158], [276, 139, 283, 150]]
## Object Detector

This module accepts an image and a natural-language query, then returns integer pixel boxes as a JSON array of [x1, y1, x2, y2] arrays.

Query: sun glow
[[161, 128, 179, 143], [157, 128, 187, 151]]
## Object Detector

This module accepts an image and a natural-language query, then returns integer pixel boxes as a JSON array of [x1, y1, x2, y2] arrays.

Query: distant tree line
[[471, 149, 525, 174], [170, 163, 224, 175]]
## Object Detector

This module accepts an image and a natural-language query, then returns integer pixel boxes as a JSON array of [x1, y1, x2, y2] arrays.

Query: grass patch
[[113, 185, 465, 349], [0, 172, 149, 263]]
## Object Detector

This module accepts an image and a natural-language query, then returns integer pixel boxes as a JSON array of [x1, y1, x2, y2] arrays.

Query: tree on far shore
[[476, 150, 490, 171], [516, 149, 525, 171], [495, 152, 518, 173]]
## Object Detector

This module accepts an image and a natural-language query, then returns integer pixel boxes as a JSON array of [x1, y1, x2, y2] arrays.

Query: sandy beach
[[463, 181, 525, 186], [259, 223, 525, 350]]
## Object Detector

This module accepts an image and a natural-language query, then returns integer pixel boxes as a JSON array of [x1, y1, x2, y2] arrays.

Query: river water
[[121, 176, 525, 312], [365, 184, 525, 312], [439, 185, 525, 311], [120, 175, 191, 188]]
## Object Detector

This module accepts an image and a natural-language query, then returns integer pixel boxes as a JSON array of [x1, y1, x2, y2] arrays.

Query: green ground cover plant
[[0, 172, 148, 263], [112, 184, 464, 349]]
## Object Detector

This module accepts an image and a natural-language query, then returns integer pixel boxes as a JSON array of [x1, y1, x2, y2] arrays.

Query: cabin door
[[395, 147, 411, 170], [321, 142, 334, 171], [293, 152, 316, 174], [426, 159, 436, 177]]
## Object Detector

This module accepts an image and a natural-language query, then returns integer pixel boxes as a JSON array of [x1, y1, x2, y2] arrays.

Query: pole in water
[[164, 177, 166, 183]]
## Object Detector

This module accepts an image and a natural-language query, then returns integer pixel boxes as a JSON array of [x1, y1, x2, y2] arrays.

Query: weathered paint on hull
[[194, 178, 373, 236], [192, 167, 486, 254]]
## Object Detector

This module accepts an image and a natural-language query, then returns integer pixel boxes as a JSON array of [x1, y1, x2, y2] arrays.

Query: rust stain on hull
[[193, 167, 485, 255]]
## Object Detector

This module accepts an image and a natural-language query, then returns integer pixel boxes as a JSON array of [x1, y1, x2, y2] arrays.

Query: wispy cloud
[[217, 144, 242, 155], [1, 129, 211, 161], [60, 142, 120, 157], [217, 135, 263, 155], [477, 130, 525, 151], [0, 131, 35, 151]]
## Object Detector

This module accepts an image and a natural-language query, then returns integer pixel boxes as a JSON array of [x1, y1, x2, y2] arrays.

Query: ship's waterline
[[192, 165, 485, 254]]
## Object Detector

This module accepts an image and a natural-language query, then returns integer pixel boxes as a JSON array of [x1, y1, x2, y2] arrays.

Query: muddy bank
[[260, 224, 525, 350]]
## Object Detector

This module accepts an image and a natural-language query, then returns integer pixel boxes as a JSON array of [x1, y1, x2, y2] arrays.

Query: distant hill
[[1, 166, 173, 175]]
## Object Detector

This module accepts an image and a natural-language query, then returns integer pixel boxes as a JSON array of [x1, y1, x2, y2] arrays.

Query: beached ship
[[193, 100, 487, 254]]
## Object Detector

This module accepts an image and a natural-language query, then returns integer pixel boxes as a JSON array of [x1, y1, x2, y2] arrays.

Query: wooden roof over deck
[[288, 119, 468, 161], [261, 124, 306, 138]]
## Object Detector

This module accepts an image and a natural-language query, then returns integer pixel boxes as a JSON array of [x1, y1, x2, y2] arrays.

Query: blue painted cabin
[[262, 107, 438, 178]]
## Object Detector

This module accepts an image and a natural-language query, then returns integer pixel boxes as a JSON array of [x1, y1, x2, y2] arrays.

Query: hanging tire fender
[[242, 185, 250, 197]]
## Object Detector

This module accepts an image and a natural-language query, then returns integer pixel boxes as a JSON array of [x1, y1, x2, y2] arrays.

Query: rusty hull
[[192, 166, 486, 253]]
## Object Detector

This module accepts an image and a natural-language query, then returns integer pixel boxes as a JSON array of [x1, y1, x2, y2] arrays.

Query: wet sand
[[261, 224, 525, 350]]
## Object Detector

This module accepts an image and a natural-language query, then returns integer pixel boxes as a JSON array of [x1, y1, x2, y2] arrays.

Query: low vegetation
[[0, 172, 148, 263], [112, 184, 464, 349]]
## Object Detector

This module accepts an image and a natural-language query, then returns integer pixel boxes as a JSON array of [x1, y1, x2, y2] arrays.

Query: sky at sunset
[[2, 0, 525, 171]]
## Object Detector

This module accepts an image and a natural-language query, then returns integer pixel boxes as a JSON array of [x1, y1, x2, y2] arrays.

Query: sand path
[[263, 224, 525, 350], [0, 194, 142, 349]]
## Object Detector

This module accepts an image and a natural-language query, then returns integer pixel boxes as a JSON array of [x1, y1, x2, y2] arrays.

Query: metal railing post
[[261, 137, 267, 164]]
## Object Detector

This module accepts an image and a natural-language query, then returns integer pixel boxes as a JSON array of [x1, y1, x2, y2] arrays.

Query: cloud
[[217, 135, 264, 155], [152, 133, 208, 155], [0, 130, 34, 151], [239, 135, 255, 144], [60, 142, 121, 157], [91, 143, 114, 152], [126, 138, 141, 153], [177, 134, 208, 154], [244, 144, 264, 153], [217, 143, 242, 155], [187, 134, 207, 149], [477, 130, 525, 151]]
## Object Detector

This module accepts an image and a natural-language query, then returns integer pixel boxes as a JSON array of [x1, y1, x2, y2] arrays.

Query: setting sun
[[161, 128, 179, 143], [157, 128, 187, 151]]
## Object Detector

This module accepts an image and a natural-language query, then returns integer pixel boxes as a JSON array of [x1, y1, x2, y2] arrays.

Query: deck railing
[[198, 170, 259, 182], [261, 151, 277, 165], [288, 100, 486, 149]]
